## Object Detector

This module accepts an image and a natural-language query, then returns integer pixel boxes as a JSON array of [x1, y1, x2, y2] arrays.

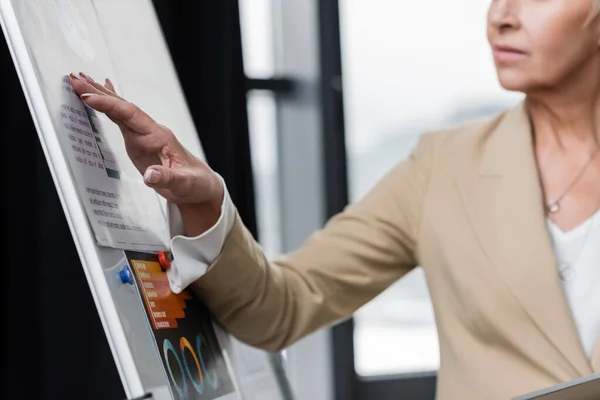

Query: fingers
[[71, 72, 159, 135], [77, 72, 124, 100], [80, 93, 158, 135], [104, 78, 116, 93], [70, 73, 107, 97]]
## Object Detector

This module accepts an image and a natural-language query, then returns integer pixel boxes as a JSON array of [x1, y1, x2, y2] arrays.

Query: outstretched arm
[[71, 73, 435, 352]]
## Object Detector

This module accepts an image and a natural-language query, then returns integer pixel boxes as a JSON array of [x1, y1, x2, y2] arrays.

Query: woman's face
[[487, 0, 600, 92]]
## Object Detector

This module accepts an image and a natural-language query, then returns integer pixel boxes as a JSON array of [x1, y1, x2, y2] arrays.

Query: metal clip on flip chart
[[119, 249, 171, 287], [158, 250, 172, 270]]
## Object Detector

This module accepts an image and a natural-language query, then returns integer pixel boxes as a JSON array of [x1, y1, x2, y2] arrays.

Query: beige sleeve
[[189, 133, 436, 352]]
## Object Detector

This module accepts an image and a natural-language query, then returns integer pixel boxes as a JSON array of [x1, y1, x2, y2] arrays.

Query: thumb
[[143, 165, 182, 189]]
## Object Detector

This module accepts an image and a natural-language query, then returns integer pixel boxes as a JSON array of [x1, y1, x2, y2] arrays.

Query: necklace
[[555, 207, 599, 282], [547, 148, 600, 214]]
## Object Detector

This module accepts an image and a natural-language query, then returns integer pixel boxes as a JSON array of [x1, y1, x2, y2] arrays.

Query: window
[[239, 0, 282, 258], [339, 0, 522, 377], [239, 0, 275, 78], [245, 91, 281, 258]]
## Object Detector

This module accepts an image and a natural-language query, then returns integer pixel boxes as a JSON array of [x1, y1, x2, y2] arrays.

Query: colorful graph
[[130, 258, 192, 330]]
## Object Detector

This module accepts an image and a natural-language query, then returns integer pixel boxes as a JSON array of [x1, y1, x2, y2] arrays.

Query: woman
[[70, 0, 600, 398]]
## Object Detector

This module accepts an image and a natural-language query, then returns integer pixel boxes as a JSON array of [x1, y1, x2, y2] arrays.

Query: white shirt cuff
[[166, 176, 236, 293]]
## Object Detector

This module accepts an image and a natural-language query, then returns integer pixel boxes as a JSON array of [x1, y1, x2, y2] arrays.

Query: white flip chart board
[[0, 1, 293, 399]]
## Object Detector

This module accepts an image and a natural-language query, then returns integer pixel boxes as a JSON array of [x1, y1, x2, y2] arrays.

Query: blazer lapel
[[456, 101, 591, 376], [592, 342, 600, 372]]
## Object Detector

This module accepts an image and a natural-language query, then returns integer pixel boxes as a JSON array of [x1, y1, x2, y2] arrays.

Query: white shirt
[[167, 179, 600, 359], [166, 176, 236, 293], [547, 210, 600, 358]]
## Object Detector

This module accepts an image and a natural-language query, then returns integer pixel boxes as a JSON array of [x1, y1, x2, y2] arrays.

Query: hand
[[69, 72, 224, 235]]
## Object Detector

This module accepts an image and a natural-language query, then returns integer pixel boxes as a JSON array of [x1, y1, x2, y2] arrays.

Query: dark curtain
[[151, 0, 258, 237], [0, 0, 255, 398]]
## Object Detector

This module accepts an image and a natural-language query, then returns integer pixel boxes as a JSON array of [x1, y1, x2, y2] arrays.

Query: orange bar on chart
[[130, 258, 190, 330], [148, 299, 186, 319]]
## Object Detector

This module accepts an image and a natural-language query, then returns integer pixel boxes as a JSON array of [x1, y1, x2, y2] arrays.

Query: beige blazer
[[190, 102, 600, 399]]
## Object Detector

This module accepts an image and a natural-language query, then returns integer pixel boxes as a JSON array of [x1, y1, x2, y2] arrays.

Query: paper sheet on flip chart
[[12, 0, 169, 251]]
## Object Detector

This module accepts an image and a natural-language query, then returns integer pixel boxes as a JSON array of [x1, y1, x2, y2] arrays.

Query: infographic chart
[[126, 251, 236, 400]]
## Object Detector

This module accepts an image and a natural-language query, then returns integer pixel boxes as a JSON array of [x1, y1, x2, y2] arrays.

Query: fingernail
[[105, 78, 115, 91], [144, 169, 160, 184], [80, 93, 95, 100], [79, 72, 94, 83], [69, 73, 85, 81]]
